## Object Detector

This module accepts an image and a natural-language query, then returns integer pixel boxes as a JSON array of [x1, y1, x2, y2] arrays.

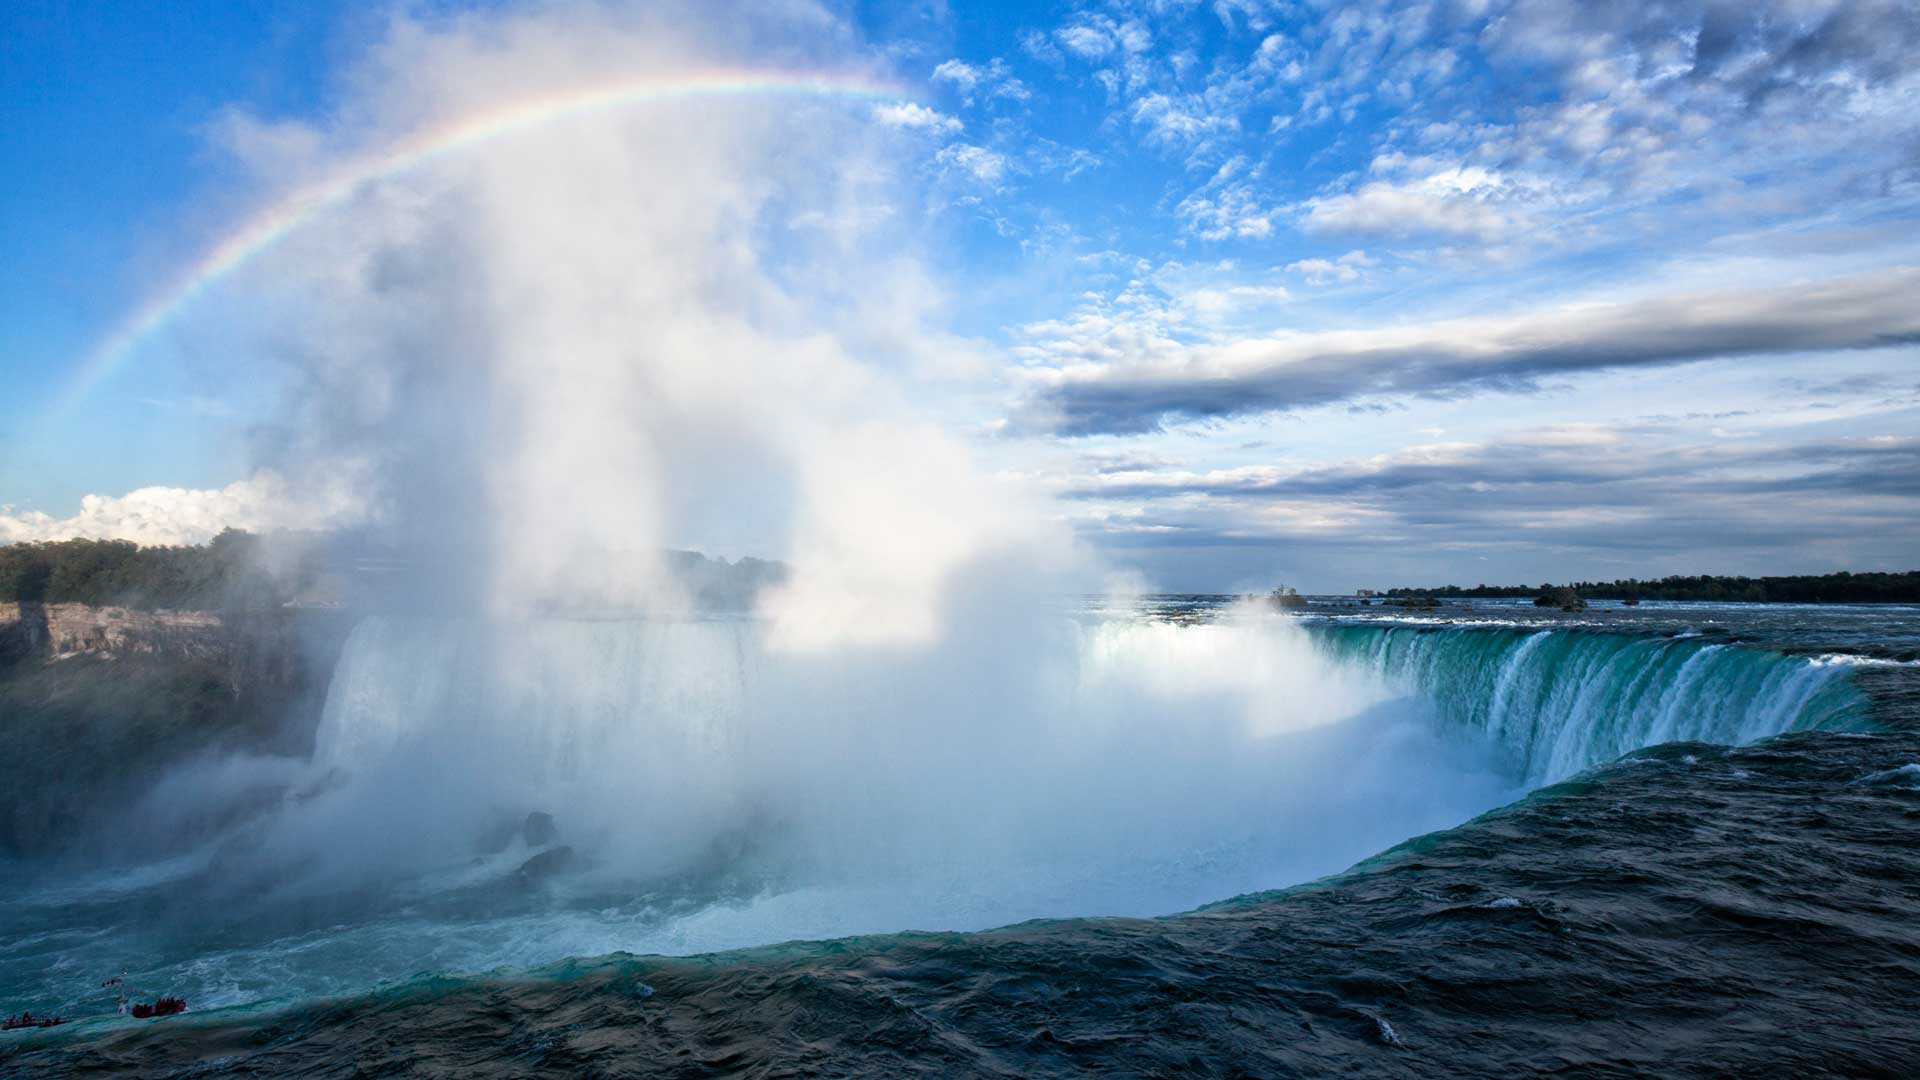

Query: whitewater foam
[[1851, 763, 1920, 788], [1809, 654, 1920, 668], [247, 611, 1519, 931]]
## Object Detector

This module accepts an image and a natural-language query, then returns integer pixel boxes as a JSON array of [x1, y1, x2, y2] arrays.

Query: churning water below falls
[[5, 599, 1919, 1077]]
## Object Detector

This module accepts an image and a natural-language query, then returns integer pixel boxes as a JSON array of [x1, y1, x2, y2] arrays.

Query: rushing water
[[5, 599, 1917, 1077], [1308, 623, 1866, 783]]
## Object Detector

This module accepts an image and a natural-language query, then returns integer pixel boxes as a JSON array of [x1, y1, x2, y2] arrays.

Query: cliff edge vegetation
[[0, 529, 313, 612], [1385, 571, 1920, 605]]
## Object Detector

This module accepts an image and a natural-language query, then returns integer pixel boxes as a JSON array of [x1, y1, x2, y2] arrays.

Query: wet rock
[[523, 811, 558, 848], [512, 845, 576, 886], [476, 810, 559, 856]]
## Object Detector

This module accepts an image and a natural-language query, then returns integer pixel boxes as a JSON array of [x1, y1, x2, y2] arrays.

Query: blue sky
[[3, 0, 1918, 591]]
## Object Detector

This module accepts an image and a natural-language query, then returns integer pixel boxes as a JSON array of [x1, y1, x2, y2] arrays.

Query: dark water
[[12, 733, 1919, 1078], [5, 600, 1918, 1077]]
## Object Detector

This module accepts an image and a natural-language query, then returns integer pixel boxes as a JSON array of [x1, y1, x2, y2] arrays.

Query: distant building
[[1356, 589, 1377, 597]]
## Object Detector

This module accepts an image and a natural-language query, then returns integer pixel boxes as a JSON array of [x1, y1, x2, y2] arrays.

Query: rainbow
[[57, 69, 908, 412]]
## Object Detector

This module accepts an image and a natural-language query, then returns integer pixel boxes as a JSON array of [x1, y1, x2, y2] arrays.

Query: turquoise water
[[1306, 623, 1867, 783]]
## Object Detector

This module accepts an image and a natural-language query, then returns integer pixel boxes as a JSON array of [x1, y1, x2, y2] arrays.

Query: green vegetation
[[1534, 587, 1587, 611], [1385, 595, 1440, 609], [1386, 571, 1920, 604], [1268, 586, 1309, 610], [0, 530, 301, 611]]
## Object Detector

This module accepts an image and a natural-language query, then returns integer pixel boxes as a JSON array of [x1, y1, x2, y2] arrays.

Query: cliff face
[[0, 602, 352, 855], [2, 602, 226, 661]]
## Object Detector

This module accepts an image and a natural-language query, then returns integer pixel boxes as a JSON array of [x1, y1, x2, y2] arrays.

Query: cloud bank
[[1059, 427, 1920, 590], [1021, 268, 1920, 434], [0, 471, 362, 547]]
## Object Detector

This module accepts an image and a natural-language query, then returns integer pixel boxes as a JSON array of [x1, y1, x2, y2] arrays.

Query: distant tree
[[1391, 571, 1920, 604], [0, 547, 51, 601], [0, 530, 304, 611], [1268, 586, 1309, 610], [1534, 586, 1585, 611]]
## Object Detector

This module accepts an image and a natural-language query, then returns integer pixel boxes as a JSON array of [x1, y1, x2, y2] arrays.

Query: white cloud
[[931, 58, 981, 94], [1058, 24, 1116, 60], [1028, 137, 1101, 179], [1298, 166, 1550, 242], [0, 471, 365, 547], [1115, 20, 1152, 55], [1181, 284, 1292, 319], [1177, 182, 1275, 241], [1131, 93, 1239, 148], [1019, 29, 1063, 65], [931, 56, 1027, 107], [936, 143, 1011, 187], [1054, 13, 1151, 64], [991, 77, 1033, 103], [1285, 249, 1374, 284], [1211, 0, 1276, 33], [872, 102, 962, 135]]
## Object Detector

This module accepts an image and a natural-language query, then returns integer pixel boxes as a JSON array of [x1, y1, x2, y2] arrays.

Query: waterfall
[[283, 612, 1874, 926], [1306, 624, 1867, 784]]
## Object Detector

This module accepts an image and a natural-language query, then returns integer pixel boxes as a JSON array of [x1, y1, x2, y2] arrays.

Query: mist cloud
[[219, 1, 1075, 643]]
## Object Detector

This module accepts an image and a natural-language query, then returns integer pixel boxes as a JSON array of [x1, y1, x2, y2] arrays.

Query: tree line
[[1384, 571, 1920, 604], [0, 530, 297, 611]]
